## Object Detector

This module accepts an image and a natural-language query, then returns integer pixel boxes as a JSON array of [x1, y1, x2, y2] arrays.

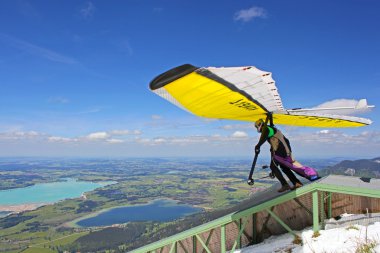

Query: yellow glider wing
[[150, 64, 279, 122], [150, 64, 372, 128]]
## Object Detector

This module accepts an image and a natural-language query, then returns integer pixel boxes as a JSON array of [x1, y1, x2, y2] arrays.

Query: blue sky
[[0, 0, 379, 158]]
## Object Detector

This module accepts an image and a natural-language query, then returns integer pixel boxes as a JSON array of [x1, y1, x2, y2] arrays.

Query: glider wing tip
[[149, 64, 199, 90], [358, 119, 373, 127]]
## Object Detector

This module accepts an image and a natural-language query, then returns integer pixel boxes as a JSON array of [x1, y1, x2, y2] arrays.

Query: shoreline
[[0, 192, 89, 215], [66, 198, 204, 228], [0, 203, 46, 213]]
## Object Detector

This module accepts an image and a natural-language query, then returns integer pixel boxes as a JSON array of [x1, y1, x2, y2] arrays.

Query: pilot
[[254, 119, 319, 192]]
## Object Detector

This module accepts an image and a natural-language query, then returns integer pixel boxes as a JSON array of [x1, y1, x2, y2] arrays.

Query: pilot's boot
[[290, 182, 303, 190], [277, 184, 291, 192]]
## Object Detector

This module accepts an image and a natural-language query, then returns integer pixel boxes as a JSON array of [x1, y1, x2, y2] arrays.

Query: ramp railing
[[131, 176, 380, 253]]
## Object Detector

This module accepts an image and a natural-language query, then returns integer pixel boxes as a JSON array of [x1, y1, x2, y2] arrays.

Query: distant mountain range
[[321, 157, 380, 178]]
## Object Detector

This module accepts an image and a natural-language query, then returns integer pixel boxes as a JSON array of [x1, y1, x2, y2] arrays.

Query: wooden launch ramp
[[131, 175, 380, 253]]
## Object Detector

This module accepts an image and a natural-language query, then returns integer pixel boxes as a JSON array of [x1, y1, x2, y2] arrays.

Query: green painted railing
[[131, 176, 380, 253]]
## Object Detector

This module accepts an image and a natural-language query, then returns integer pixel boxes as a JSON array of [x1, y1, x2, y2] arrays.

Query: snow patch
[[340, 212, 355, 218], [235, 222, 380, 253]]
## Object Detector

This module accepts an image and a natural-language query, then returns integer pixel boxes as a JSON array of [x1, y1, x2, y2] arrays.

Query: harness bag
[[269, 127, 319, 180]]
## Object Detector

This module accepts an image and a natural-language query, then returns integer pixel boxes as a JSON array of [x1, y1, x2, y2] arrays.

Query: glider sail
[[150, 64, 373, 128]]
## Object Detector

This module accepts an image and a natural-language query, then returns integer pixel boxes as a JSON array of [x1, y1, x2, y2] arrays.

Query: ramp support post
[[201, 229, 214, 253], [312, 190, 319, 232], [221, 225, 226, 253], [252, 213, 257, 244], [320, 191, 325, 229], [195, 235, 211, 253], [231, 217, 249, 252], [238, 219, 242, 249], [178, 241, 188, 253], [233, 219, 252, 245], [293, 198, 312, 216], [327, 192, 332, 219], [169, 242, 177, 253], [266, 208, 296, 236], [192, 235, 197, 253]]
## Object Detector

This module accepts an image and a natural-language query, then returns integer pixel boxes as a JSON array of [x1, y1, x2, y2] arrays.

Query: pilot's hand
[[255, 145, 260, 154]]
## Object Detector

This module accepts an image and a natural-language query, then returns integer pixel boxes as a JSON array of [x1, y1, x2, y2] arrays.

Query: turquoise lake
[[0, 179, 113, 205], [76, 199, 202, 227]]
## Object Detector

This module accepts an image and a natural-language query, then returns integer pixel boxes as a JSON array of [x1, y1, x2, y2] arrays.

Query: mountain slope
[[321, 157, 380, 178]]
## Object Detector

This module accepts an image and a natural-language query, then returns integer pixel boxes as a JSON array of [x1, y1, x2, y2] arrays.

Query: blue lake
[[76, 199, 202, 227], [0, 179, 114, 205]]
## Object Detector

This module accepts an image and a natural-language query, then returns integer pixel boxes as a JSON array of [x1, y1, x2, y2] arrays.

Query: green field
[[0, 158, 275, 252]]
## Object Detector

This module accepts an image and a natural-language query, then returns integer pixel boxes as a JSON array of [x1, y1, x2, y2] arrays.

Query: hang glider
[[149, 64, 374, 128]]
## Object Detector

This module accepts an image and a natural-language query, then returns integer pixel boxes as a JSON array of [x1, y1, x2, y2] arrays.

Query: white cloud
[[200, 118, 218, 123], [2, 129, 143, 145], [0, 33, 78, 65], [154, 138, 166, 144], [221, 123, 253, 130], [48, 96, 70, 104], [86, 132, 109, 140], [106, 138, 124, 144], [136, 133, 253, 147], [0, 131, 43, 140], [80, 1, 95, 19], [119, 39, 133, 55], [109, 129, 141, 136], [289, 130, 380, 146], [152, 115, 163, 120], [48, 136, 77, 143], [1, 127, 379, 157], [19, 131, 39, 137], [234, 6, 267, 22], [133, 130, 142, 135], [76, 107, 102, 115], [112, 38, 134, 56], [222, 125, 234, 130], [231, 131, 249, 138], [136, 138, 150, 144], [175, 136, 209, 144], [110, 130, 129, 135]]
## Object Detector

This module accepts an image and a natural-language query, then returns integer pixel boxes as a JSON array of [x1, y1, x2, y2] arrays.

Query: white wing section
[[276, 111, 373, 126], [152, 88, 190, 113], [206, 66, 284, 112], [286, 99, 374, 115]]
